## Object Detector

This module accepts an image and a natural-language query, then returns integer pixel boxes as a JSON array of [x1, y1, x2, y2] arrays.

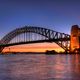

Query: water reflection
[[0, 54, 80, 80]]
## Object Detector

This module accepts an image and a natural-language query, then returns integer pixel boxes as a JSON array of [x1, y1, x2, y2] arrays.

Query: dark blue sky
[[0, 0, 80, 39]]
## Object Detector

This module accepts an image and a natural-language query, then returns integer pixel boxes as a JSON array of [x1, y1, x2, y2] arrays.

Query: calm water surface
[[0, 53, 80, 80]]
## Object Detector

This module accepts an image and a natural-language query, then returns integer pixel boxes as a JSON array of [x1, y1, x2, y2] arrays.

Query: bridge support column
[[0, 47, 4, 53], [71, 25, 80, 51]]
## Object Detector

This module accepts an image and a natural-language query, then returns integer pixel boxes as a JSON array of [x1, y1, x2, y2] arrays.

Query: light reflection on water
[[0, 54, 80, 80]]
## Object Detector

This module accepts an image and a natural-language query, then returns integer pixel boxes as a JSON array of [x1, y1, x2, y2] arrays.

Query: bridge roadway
[[0, 38, 70, 47]]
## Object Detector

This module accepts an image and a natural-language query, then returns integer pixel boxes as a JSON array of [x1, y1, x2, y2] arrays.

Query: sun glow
[[3, 43, 64, 52]]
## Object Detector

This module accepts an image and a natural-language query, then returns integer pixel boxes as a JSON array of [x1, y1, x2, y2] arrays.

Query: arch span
[[0, 26, 70, 52]]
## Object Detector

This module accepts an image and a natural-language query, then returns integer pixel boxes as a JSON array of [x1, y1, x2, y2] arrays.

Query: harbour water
[[0, 53, 80, 80]]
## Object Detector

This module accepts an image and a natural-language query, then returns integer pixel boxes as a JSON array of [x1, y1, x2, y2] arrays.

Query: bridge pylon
[[71, 25, 80, 52]]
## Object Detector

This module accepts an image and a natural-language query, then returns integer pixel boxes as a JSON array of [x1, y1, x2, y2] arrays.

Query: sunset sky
[[0, 0, 80, 52], [3, 43, 64, 52]]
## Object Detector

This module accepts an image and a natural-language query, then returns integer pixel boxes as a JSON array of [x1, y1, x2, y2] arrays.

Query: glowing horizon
[[3, 43, 64, 53]]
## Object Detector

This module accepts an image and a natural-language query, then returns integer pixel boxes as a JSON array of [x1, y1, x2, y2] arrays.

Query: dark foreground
[[0, 53, 80, 80]]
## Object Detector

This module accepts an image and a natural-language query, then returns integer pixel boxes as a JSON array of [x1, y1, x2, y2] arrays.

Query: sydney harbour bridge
[[0, 25, 79, 53]]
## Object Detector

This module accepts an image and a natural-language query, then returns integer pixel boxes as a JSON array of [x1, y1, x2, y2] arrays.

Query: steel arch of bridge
[[0, 26, 70, 52]]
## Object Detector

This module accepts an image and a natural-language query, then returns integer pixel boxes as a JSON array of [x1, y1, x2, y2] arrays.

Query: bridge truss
[[0, 26, 70, 52]]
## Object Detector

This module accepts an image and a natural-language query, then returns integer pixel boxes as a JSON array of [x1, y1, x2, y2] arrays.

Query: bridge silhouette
[[0, 26, 70, 52]]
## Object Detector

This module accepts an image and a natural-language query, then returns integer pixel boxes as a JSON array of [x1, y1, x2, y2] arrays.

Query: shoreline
[[0, 52, 80, 55]]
